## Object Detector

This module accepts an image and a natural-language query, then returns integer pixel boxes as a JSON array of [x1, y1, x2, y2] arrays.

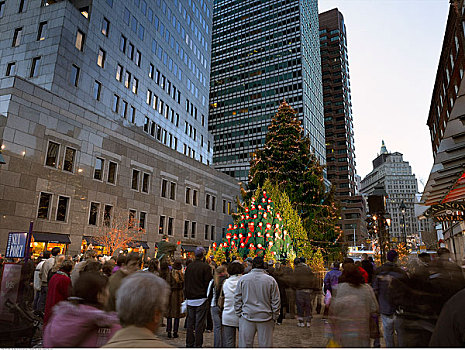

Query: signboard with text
[[0, 263, 22, 322], [5, 232, 28, 258]]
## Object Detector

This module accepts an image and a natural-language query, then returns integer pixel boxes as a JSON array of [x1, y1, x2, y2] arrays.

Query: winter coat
[[34, 261, 45, 291], [43, 301, 121, 347], [292, 263, 317, 290], [222, 274, 241, 327], [184, 258, 212, 300], [44, 272, 71, 325], [329, 282, 379, 348], [372, 261, 407, 315], [102, 325, 174, 348], [165, 269, 185, 318], [106, 269, 129, 311], [323, 268, 342, 294]]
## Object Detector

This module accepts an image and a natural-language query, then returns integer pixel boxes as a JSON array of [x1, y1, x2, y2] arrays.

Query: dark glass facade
[[210, 0, 325, 182]]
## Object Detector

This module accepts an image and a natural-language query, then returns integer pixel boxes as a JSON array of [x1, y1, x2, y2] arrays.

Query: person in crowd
[[38, 247, 61, 312], [282, 260, 296, 320], [164, 259, 185, 339], [221, 262, 244, 347], [106, 252, 141, 311], [147, 258, 160, 275], [243, 257, 253, 274], [361, 253, 374, 284], [44, 271, 121, 347], [372, 250, 407, 348], [354, 260, 369, 283], [323, 261, 341, 318], [207, 265, 228, 347], [47, 254, 66, 283], [156, 235, 177, 262], [83, 260, 103, 274], [234, 256, 280, 348], [112, 254, 126, 274], [330, 263, 378, 347], [270, 261, 288, 325], [102, 260, 115, 277], [184, 247, 213, 348], [292, 257, 317, 327], [418, 252, 431, 265], [44, 260, 73, 325], [71, 250, 97, 285], [429, 287, 465, 347], [103, 272, 172, 348], [33, 252, 49, 313]]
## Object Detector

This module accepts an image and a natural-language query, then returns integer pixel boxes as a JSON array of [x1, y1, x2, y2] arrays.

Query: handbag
[[217, 287, 225, 310], [324, 290, 331, 306], [369, 313, 380, 339]]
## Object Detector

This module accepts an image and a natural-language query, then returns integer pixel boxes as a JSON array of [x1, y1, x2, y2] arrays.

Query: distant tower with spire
[[380, 140, 388, 155]]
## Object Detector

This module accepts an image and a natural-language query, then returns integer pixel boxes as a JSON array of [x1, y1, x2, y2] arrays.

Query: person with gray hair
[[103, 271, 173, 348]]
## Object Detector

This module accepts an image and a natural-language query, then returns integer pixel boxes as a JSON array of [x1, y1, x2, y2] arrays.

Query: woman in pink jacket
[[44, 271, 121, 347]]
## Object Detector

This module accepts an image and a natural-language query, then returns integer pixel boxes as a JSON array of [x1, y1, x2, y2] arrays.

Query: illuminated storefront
[[30, 232, 71, 257], [81, 236, 149, 257]]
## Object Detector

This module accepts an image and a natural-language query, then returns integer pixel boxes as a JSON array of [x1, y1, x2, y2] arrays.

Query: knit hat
[[387, 250, 398, 262], [194, 246, 206, 258]]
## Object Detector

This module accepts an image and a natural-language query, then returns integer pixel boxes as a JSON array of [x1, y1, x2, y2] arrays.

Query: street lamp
[[399, 200, 406, 244]]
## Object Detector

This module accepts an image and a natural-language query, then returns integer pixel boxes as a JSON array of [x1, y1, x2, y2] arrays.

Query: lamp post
[[399, 200, 407, 244]]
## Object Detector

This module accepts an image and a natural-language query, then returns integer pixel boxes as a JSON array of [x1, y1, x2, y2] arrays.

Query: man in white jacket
[[222, 262, 245, 347], [234, 256, 280, 347]]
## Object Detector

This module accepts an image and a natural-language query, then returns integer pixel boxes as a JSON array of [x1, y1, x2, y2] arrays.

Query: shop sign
[[434, 214, 465, 222], [5, 232, 28, 258], [0, 263, 22, 322]]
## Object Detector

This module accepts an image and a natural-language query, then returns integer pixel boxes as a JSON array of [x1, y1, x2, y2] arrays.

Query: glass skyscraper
[[210, 0, 326, 182]]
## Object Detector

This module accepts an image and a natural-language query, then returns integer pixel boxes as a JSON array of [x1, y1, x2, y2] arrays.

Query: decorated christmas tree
[[247, 100, 343, 259], [213, 190, 294, 260]]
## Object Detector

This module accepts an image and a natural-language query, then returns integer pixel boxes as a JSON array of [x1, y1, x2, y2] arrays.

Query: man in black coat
[[184, 247, 212, 348]]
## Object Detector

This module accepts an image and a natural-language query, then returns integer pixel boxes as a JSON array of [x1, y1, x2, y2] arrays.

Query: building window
[[135, 50, 141, 67], [184, 220, 189, 238], [89, 202, 100, 225], [149, 63, 154, 79], [211, 196, 216, 211], [191, 222, 196, 238], [170, 182, 176, 200], [168, 217, 173, 236], [37, 192, 52, 219], [112, 94, 119, 112], [97, 48, 106, 68], [204, 224, 209, 240], [228, 201, 232, 215], [63, 147, 76, 173], [45, 141, 60, 168], [159, 215, 165, 234], [0, 1, 5, 17], [139, 212, 146, 230], [30, 57, 41, 77], [132, 78, 138, 94], [93, 81, 102, 100], [75, 30, 85, 51], [120, 35, 127, 53], [161, 179, 168, 198], [116, 64, 123, 81], [128, 209, 136, 228], [103, 204, 112, 226], [128, 43, 134, 60], [130, 106, 136, 123], [131, 169, 140, 190], [93, 157, 104, 180], [37, 21, 47, 41], [211, 225, 215, 241], [124, 71, 131, 89], [6, 62, 16, 76], [120, 100, 128, 118], [79, 6, 89, 18], [205, 194, 210, 209], [56, 196, 69, 222], [70, 64, 80, 86], [185, 187, 191, 204], [101, 17, 110, 36], [142, 173, 150, 193], [12, 27, 22, 47], [222, 199, 226, 214], [107, 161, 117, 184], [193, 190, 198, 206]]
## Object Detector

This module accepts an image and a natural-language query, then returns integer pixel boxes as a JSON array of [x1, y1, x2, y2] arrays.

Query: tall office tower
[[319, 8, 366, 245], [209, 0, 326, 182], [361, 142, 419, 244], [0, 0, 239, 255]]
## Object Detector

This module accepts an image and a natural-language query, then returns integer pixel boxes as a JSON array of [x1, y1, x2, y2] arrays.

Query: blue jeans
[[211, 305, 223, 347], [186, 300, 209, 348], [38, 286, 48, 312], [222, 325, 237, 347], [381, 314, 396, 348]]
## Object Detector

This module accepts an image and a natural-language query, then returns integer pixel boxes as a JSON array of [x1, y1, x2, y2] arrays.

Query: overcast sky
[[318, 0, 450, 191]]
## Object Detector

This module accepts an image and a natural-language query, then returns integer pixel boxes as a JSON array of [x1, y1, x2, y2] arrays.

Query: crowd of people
[[4, 240, 465, 348]]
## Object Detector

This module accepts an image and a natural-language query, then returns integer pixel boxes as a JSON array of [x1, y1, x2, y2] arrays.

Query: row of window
[[119, 35, 142, 67], [116, 64, 139, 94], [146, 89, 179, 125], [148, 64, 181, 104], [143, 116, 179, 150]]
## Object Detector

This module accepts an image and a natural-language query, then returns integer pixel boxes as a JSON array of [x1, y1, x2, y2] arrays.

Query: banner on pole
[[5, 232, 28, 259]]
